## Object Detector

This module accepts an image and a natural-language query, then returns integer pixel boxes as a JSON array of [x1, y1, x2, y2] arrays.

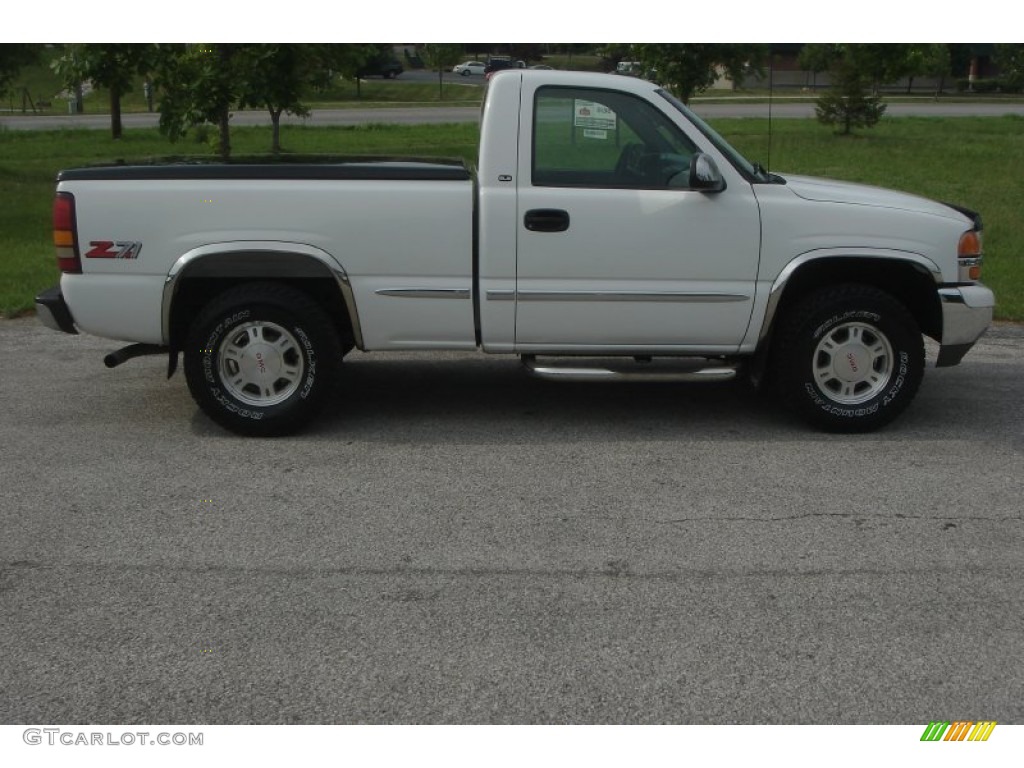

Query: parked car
[[529, 64, 554, 70], [485, 57, 526, 75], [357, 56, 403, 79], [452, 61, 485, 76], [614, 60, 657, 81]]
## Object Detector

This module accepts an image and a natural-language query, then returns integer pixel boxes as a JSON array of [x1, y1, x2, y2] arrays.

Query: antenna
[[767, 48, 774, 173]]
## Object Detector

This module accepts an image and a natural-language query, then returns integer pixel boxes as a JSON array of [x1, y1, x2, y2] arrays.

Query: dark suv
[[357, 56, 403, 79], [484, 57, 525, 76]]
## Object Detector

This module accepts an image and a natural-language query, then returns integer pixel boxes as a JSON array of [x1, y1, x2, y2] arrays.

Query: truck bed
[[57, 157, 477, 349]]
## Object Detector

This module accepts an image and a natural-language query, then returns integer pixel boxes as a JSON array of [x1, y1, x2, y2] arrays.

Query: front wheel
[[773, 284, 925, 432], [184, 282, 343, 436]]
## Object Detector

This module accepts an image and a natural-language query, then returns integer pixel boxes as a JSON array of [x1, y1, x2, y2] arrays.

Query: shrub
[[816, 69, 886, 135]]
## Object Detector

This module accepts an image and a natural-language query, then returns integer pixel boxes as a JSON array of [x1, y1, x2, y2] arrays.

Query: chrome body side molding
[[375, 288, 471, 299], [487, 290, 748, 303]]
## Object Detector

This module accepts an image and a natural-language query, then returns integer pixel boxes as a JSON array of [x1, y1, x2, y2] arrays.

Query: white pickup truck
[[37, 70, 994, 436]]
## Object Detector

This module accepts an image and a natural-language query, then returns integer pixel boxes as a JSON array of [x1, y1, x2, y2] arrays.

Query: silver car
[[452, 61, 485, 76]]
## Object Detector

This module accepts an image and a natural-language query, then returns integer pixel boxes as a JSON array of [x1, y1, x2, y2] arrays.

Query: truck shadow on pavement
[[184, 352, 1017, 446], [179, 354, 789, 443]]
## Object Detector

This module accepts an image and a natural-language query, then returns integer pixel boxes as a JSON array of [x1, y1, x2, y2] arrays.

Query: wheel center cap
[[835, 344, 869, 382], [242, 343, 281, 379]]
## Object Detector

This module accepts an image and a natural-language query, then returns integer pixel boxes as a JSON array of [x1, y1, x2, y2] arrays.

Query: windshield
[[656, 89, 769, 182]]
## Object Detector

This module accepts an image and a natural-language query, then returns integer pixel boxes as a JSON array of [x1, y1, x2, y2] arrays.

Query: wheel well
[[167, 253, 356, 358], [768, 258, 942, 343]]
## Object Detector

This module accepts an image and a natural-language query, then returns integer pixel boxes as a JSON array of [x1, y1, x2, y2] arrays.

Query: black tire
[[460, 69, 470, 77], [184, 282, 343, 436], [773, 283, 924, 432]]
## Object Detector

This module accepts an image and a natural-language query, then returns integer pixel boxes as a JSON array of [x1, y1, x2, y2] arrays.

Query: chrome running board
[[521, 355, 739, 383]]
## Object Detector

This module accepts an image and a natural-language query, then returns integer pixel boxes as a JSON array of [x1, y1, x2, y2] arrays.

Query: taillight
[[957, 229, 982, 282], [53, 192, 81, 274]]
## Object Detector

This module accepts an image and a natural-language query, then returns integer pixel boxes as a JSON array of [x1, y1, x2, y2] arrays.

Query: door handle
[[524, 209, 570, 233]]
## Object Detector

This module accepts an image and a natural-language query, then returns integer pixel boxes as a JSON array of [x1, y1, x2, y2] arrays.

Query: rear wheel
[[773, 283, 924, 432], [184, 282, 343, 436]]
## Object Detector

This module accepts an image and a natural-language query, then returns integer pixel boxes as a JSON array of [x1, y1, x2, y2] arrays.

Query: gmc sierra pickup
[[36, 69, 994, 436]]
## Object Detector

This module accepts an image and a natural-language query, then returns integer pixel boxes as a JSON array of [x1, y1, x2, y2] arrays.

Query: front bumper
[[936, 283, 994, 367], [35, 285, 78, 335]]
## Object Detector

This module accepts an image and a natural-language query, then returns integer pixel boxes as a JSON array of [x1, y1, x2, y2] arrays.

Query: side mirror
[[688, 152, 726, 193]]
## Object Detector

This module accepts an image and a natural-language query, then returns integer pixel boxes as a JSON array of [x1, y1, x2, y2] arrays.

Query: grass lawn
[[2, 62, 482, 117], [0, 116, 1020, 320], [312, 78, 481, 106], [723, 115, 1023, 321]]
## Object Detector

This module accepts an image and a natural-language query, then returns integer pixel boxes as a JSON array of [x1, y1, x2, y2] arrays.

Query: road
[[0, 316, 1021, 723], [4, 99, 1024, 131]]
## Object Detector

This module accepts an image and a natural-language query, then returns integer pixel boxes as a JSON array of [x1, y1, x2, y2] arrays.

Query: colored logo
[[85, 241, 142, 259], [920, 721, 996, 742]]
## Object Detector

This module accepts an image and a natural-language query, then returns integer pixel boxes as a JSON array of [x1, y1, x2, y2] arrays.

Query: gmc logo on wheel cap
[[85, 241, 142, 259]]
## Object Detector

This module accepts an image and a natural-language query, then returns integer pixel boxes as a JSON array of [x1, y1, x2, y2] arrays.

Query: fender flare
[[757, 248, 943, 345], [160, 241, 364, 350]]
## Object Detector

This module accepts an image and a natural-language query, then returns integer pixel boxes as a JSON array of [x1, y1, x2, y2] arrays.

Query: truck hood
[[781, 174, 969, 224]]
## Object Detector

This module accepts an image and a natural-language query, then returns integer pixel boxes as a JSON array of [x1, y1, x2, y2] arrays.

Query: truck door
[[513, 84, 761, 352]]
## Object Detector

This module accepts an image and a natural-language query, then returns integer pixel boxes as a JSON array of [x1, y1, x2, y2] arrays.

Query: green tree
[[905, 44, 952, 98], [51, 44, 155, 139], [326, 44, 378, 100], [0, 44, 39, 104], [948, 44, 974, 80], [857, 44, 913, 95], [797, 43, 834, 78], [596, 44, 632, 73], [235, 44, 345, 154], [802, 43, 917, 95], [152, 44, 374, 158], [632, 43, 767, 103], [815, 66, 887, 135], [350, 43, 395, 98], [994, 44, 1024, 91], [152, 43, 241, 160], [419, 43, 463, 99], [802, 46, 888, 135]]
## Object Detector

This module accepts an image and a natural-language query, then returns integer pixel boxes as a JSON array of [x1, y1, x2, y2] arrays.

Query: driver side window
[[532, 86, 697, 190]]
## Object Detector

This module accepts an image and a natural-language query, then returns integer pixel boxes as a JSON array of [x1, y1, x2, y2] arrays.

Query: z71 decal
[[85, 241, 143, 259]]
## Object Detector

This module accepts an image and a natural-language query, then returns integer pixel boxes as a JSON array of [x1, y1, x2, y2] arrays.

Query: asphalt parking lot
[[1, 317, 1021, 724]]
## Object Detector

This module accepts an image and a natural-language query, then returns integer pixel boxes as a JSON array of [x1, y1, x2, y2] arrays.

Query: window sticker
[[582, 129, 608, 140], [574, 100, 617, 131]]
